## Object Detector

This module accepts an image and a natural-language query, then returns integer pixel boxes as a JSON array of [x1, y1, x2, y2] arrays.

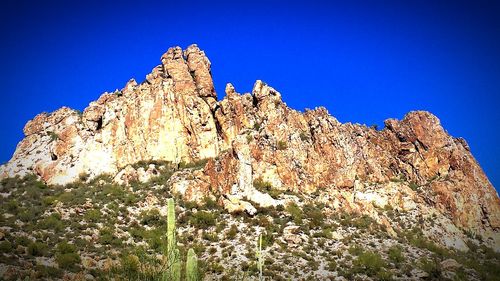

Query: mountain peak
[[1, 45, 499, 254]]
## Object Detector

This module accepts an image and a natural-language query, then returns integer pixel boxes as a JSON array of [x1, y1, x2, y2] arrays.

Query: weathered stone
[[283, 225, 302, 245], [0, 44, 499, 251], [440, 258, 462, 271]]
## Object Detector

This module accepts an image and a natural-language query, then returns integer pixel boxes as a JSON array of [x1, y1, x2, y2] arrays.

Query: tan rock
[[81, 256, 97, 269], [1, 44, 499, 250], [440, 259, 461, 271], [283, 225, 302, 246], [223, 195, 257, 216]]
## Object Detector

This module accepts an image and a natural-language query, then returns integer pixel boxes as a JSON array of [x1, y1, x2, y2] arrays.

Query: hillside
[[0, 45, 499, 280]]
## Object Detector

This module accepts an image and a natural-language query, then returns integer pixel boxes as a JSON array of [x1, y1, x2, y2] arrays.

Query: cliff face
[[1, 45, 499, 249]]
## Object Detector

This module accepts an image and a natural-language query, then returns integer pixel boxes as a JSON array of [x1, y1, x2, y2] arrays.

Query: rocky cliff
[[1, 44, 499, 250]]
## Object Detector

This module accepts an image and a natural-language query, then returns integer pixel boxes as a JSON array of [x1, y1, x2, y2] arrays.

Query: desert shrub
[[27, 241, 49, 256], [139, 209, 165, 227], [353, 251, 386, 277], [253, 178, 284, 198], [5, 199, 19, 212], [261, 230, 274, 248], [227, 224, 238, 239], [277, 140, 287, 150], [327, 260, 337, 271], [314, 227, 333, 239], [203, 231, 218, 242], [179, 158, 208, 169], [56, 252, 81, 271], [190, 211, 216, 228], [0, 241, 12, 253], [120, 254, 141, 276], [202, 196, 219, 210], [376, 269, 393, 281], [253, 122, 261, 131], [285, 202, 303, 225], [84, 209, 102, 223], [303, 203, 324, 229], [419, 257, 441, 279], [18, 207, 39, 223], [55, 242, 80, 270], [38, 213, 64, 231], [299, 132, 309, 141], [349, 245, 365, 256], [409, 182, 419, 191], [404, 229, 452, 258], [48, 131, 59, 141], [56, 241, 77, 254], [99, 228, 122, 247], [33, 265, 63, 279], [352, 215, 376, 229], [15, 235, 31, 247], [388, 245, 405, 265]]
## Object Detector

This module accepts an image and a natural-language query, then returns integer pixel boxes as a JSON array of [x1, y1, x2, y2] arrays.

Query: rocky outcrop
[[1, 44, 499, 249]]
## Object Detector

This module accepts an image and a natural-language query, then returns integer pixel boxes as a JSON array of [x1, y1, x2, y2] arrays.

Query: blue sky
[[1, 0, 499, 190]]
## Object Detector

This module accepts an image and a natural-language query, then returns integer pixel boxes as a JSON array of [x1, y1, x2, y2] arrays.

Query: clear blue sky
[[1, 0, 499, 190]]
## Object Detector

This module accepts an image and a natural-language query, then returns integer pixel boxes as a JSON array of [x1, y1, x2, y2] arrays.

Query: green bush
[[277, 140, 287, 150], [48, 131, 59, 141], [303, 203, 324, 229], [139, 209, 165, 227], [56, 241, 77, 254], [56, 252, 81, 270], [285, 202, 303, 225], [226, 224, 238, 239], [55, 242, 80, 270], [202, 196, 218, 210], [5, 199, 18, 212], [38, 213, 64, 231], [190, 211, 216, 228], [34, 265, 64, 279], [353, 251, 386, 277], [299, 132, 309, 141], [99, 228, 122, 246], [348, 245, 365, 256], [179, 159, 209, 170], [0, 241, 12, 253], [15, 235, 31, 247], [388, 245, 405, 265], [409, 182, 419, 191], [253, 122, 261, 131], [27, 241, 49, 256], [120, 254, 140, 275], [253, 178, 285, 198], [84, 209, 102, 223], [419, 257, 441, 279], [261, 230, 274, 249]]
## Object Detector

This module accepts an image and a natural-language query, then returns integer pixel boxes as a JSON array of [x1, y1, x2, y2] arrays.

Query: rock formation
[[1, 44, 499, 250]]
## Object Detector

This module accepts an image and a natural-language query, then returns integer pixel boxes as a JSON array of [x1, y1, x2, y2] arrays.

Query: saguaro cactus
[[256, 233, 264, 281], [172, 248, 181, 281], [167, 198, 176, 258], [163, 198, 198, 281], [186, 248, 199, 281], [164, 198, 180, 281]]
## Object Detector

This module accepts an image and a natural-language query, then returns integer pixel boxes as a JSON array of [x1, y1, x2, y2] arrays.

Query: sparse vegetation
[[277, 140, 287, 150], [0, 170, 498, 280]]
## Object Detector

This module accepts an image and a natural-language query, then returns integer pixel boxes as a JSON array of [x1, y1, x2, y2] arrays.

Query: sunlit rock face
[[1, 44, 499, 249], [1, 45, 221, 185]]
